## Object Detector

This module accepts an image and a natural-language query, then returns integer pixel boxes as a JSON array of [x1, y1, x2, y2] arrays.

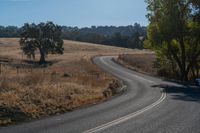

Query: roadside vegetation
[[117, 53, 157, 75], [117, 53, 183, 80], [0, 61, 115, 125]]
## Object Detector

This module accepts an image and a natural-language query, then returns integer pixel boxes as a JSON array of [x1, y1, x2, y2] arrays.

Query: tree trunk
[[197, 67, 199, 78], [180, 69, 188, 81], [39, 47, 46, 65], [195, 64, 199, 78], [167, 43, 188, 81], [180, 38, 187, 81]]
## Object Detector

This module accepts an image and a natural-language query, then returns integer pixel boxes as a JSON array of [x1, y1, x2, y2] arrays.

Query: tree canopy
[[20, 22, 64, 64], [145, 0, 200, 81]]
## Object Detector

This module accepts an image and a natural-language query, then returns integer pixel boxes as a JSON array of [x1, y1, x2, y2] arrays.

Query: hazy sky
[[0, 0, 148, 27]]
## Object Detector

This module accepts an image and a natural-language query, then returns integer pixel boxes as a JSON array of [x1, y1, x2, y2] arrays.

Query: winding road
[[1, 56, 200, 133]]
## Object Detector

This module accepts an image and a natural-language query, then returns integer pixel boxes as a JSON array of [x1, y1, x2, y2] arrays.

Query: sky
[[0, 0, 148, 27]]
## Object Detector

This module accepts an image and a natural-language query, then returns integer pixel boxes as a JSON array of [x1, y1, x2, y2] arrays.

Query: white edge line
[[83, 89, 166, 133], [83, 56, 166, 133]]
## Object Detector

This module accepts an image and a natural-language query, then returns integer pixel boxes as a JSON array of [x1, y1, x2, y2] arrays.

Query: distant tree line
[[0, 23, 146, 49], [0, 26, 21, 37]]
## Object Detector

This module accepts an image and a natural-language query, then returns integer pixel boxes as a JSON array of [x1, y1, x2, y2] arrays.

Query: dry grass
[[0, 38, 149, 126], [117, 53, 157, 75]]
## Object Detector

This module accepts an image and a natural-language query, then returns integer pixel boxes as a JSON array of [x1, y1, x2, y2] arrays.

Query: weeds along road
[[1, 56, 200, 133]]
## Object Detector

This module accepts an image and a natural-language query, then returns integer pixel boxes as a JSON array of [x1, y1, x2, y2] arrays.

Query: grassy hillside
[[0, 38, 149, 126]]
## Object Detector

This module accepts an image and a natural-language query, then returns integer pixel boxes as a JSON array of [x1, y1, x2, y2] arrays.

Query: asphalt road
[[1, 56, 200, 133]]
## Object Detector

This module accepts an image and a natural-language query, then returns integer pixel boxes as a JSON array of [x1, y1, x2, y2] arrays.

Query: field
[[0, 38, 149, 125]]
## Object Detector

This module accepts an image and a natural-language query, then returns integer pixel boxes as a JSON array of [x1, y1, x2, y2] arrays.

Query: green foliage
[[145, 0, 200, 81], [20, 22, 64, 64]]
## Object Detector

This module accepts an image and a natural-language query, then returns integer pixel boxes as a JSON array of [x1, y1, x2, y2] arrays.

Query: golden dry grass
[[117, 53, 157, 75], [0, 38, 149, 125]]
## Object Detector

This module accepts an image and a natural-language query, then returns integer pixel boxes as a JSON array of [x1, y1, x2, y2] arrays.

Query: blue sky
[[0, 0, 148, 27]]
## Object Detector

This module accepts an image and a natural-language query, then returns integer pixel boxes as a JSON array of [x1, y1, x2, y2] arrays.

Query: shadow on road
[[152, 84, 200, 102]]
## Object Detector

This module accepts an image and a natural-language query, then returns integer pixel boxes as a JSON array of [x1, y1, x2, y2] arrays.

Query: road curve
[[1, 56, 200, 133]]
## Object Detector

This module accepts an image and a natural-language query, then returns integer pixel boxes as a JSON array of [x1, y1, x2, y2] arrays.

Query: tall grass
[[118, 54, 157, 75], [0, 59, 117, 125]]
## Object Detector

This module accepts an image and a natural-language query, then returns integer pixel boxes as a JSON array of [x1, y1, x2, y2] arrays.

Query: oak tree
[[20, 22, 64, 64]]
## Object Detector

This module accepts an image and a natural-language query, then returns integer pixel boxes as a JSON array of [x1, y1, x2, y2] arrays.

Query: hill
[[0, 38, 149, 126]]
